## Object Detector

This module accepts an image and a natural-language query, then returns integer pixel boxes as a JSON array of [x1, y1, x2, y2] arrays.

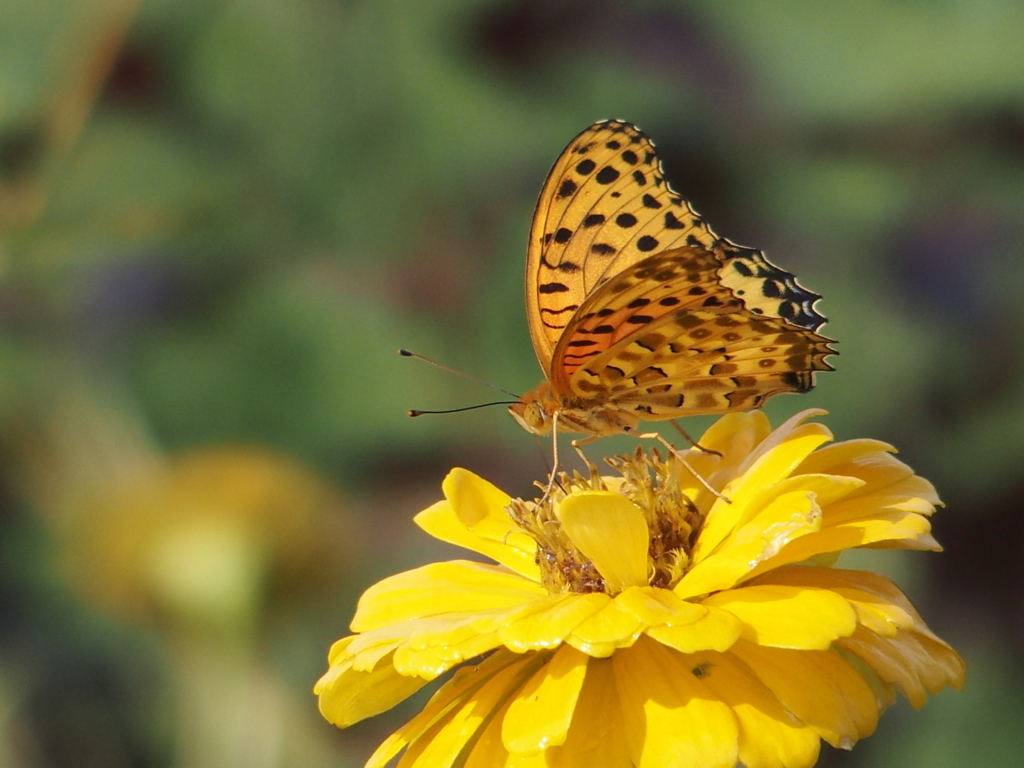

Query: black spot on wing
[[540, 304, 577, 316], [557, 179, 577, 199], [539, 282, 569, 294], [596, 166, 620, 184], [664, 212, 686, 229], [636, 236, 659, 252]]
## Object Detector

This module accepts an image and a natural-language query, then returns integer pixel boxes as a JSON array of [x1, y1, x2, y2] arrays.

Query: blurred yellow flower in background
[[10, 386, 352, 768], [55, 445, 345, 628], [316, 409, 964, 768]]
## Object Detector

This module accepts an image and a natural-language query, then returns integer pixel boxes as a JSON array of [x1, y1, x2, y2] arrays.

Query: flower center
[[507, 448, 707, 594]]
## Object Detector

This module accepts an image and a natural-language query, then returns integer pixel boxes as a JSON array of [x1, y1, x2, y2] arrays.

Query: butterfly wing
[[550, 246, 835, 417], [716, 241, 829, 332], [525, 120, 717, 378]]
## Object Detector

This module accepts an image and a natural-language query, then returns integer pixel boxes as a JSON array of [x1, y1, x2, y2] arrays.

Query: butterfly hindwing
[[548, 247, 741, 388], [716, 241, 828, 332], [550, 247, 834, 417]]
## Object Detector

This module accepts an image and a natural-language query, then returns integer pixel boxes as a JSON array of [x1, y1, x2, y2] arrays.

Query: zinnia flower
[[316, 409, 964, 768]]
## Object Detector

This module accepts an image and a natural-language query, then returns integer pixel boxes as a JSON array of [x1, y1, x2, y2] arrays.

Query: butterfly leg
[[539, 412, 562, 504], [570, 435, 601, 478], [670, 420, 722, 457], [639, 432, 731, 504]]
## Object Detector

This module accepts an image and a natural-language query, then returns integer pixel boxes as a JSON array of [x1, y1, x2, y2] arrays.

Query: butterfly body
[[512, 120, 835, 437], [509, 379, 641, 436]]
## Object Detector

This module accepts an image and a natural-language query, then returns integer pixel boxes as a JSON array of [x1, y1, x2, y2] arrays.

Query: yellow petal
[[730, 641, 879, 749], [678, 411, 772, 507], [613, 637, 739, 768], [547, 658, 632, 768], [676, 490, 822, 599], [702, 584, 858, 650], [443, 467, 512, 526], [764, 568, 932, 634], [646, 606, 743, 653], [914, 632, 967, 691], [751, 566, 916, 637], [464, 698, 549, 768], [566, 599, 645, 657], [316, 650, 428, 728], [615, 586, 709, 627], [746, 511, 937, 579], [405, 609, 504, 651], [498, 592, 610, 652], [736, 409, 830, 482], [394, 618, 504, 679], [837, 629, 930, 708], [695, 410, 773, 458], [690, 651, 821, 768], [693, 421, 833, 562], [415, 499, 540, 581], [365, 650, 524, 768], [793, 438, 896, 476], [502, 645, 589, 754], [352, 560, 546, 632], [345, 623, 414, 669], [324, 635, 355, 666], [556, 491, 650, 593], [822, 492, 936, 526], [398, 653, 546, 768], [740, 473, 866, 531], [839, 621, 965, 708], [797, 442, 917, 496]]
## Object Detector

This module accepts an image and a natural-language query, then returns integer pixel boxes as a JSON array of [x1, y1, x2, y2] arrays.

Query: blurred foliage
[[1, 0, 1022, 766]]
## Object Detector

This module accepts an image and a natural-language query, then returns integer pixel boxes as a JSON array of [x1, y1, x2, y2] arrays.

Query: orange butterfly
[[508, 120, 835, 438]]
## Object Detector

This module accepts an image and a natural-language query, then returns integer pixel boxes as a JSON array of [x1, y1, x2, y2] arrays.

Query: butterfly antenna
[[399, 349, 521, 399], [409, 401, 519, 417]]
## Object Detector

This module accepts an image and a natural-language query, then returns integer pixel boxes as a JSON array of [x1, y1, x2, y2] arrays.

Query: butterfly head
[[508, 382, 559, 435]]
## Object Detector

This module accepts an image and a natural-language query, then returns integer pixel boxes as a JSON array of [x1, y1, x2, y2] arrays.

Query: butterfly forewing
[[526, 120, 716, 376]]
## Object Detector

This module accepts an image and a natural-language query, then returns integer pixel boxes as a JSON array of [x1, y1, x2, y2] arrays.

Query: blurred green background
[[1, 1, 1022, 766]]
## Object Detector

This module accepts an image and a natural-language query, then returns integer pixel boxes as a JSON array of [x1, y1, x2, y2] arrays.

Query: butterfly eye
[[507, 402, 547, 434], [524, 403, 547, 430]]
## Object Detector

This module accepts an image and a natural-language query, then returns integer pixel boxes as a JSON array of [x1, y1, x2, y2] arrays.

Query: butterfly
[[508, 120, 835, 438]]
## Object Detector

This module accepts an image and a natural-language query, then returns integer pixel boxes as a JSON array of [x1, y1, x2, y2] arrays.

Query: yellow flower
[[51, 446, 345, 626], [316, 410, 964, 768]]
